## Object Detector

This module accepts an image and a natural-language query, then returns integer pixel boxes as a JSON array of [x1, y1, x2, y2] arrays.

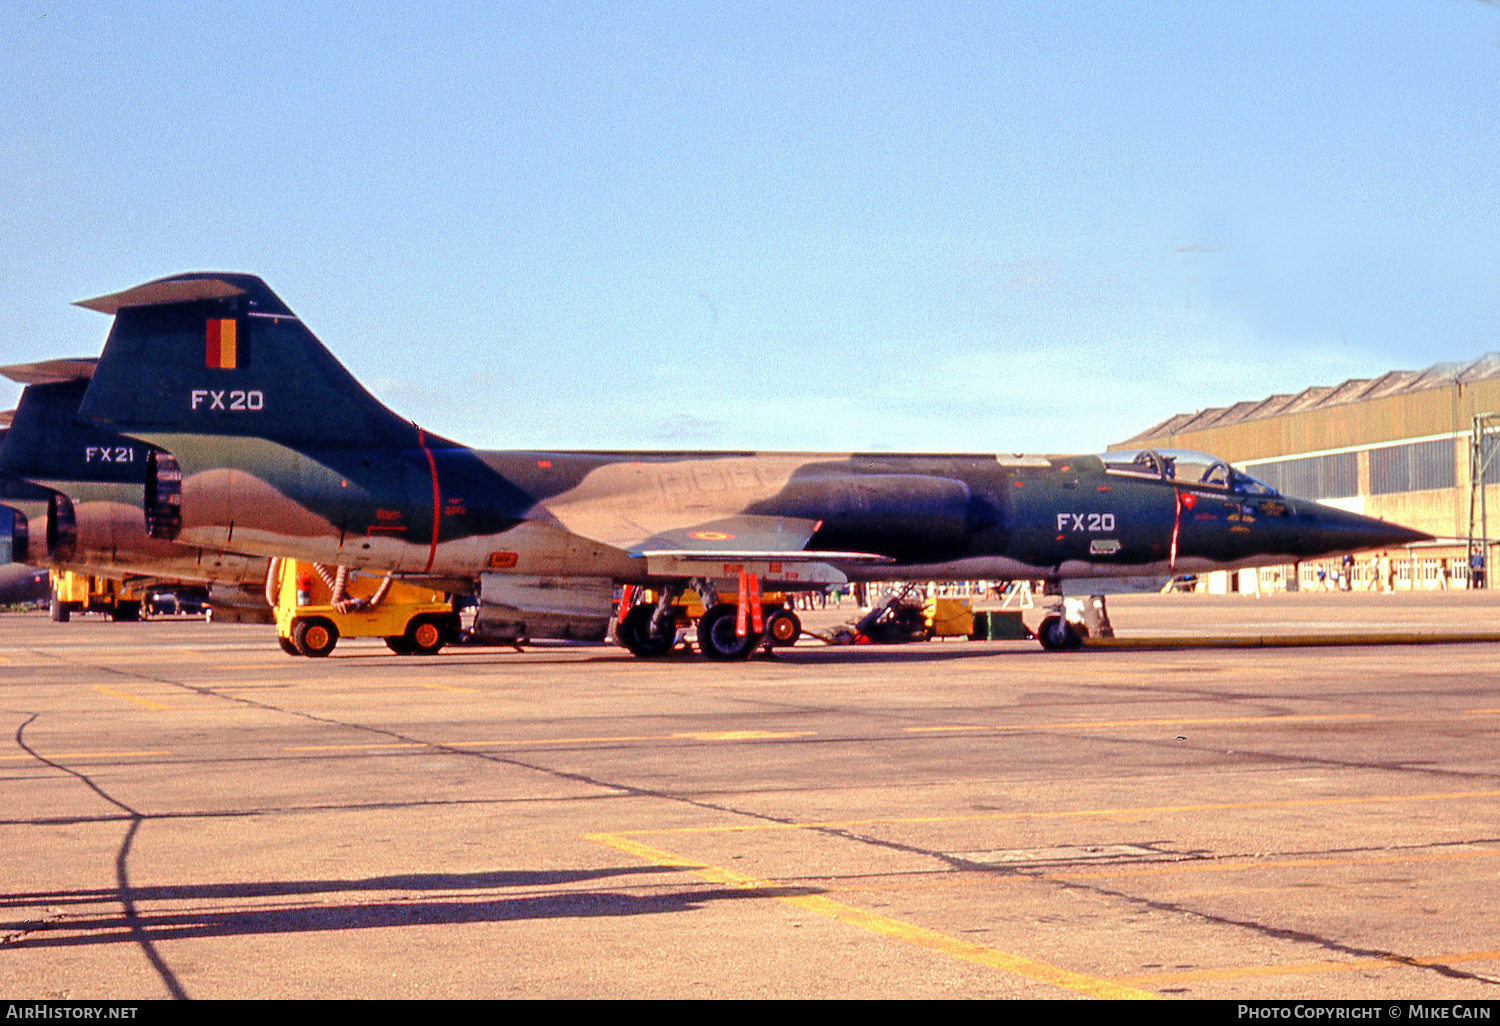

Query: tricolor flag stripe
[[206, 319, 237, 369]]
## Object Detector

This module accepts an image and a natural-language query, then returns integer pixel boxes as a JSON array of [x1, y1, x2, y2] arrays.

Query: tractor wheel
[[764, 608, 802, 647], [292, 617, 339, 657], [405, 616, 448, 656]]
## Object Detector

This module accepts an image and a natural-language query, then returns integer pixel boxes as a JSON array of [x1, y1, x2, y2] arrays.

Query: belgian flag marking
[[206, 319, 237, 369]]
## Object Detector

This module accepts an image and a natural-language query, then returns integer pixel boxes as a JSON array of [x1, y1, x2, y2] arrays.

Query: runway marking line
[[1114, 949, 1500, 986], [284, 742, 428, 752], [1045, 846, 1500, 881], [90, 685, 170, 711], [583, 830, 1156, 1000], [275, 710, 1490, 756], [283, 730, 815, 753], [674, 730, 816, 742], [604, 790, 1500, 837], [905, 712, 1377, 733], [0, 750, 172, 762]]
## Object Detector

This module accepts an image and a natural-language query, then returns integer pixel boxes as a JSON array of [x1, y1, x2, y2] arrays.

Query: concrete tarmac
[[2, 592, 1499, 999]]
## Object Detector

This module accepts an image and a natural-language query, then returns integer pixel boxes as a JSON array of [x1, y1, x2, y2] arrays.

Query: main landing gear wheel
[[49, 597, 70, 623], [1037, 615, 1082, 652], [618, 603, 674, 658], [405, 615, 448, 656], [292, 617, 339, 657], [697, 603, 762, 661], [764, 608, 802, 647]]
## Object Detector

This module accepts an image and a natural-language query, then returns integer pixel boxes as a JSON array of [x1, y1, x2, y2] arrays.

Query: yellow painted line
[[285, 736, 671, 753], [1465, 708, 1500, 716], [585, 831, 1156, 1000], [1047, 846, 1500, 881], [1115, 949, 1500, 986], [0, 750, 172, 761], [1086, 632, 1500, 649], [456, 734, 673, 747], [91, 685, 170, 711], [607, 789, 1500, 837], [284, 742, 429, 752], [906, 713, 1375, 734], [671, 730, 816, 742], [284, 730, 817, 753]]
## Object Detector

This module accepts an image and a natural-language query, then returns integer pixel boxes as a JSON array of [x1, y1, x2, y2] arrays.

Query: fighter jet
[[0, 360, 273, 621], [67, 272, 1429, 657]]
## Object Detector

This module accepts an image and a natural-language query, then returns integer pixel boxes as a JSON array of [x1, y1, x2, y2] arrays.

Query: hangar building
[[1112, 353, 1500, 590]]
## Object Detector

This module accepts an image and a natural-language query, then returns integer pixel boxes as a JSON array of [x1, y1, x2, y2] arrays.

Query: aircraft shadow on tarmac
[[0, 867, 820, 948], [368, 642, 1045, 667]]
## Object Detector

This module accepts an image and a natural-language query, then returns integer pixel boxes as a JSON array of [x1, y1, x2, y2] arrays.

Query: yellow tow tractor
[[49, 571, 149, 622], [269, 558, 457, 657]]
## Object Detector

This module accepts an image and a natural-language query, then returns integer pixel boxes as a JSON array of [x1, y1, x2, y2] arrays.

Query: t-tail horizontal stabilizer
[[74, 273, 429, 449]]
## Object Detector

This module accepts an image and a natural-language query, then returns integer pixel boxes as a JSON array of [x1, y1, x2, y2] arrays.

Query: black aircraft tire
[[1037, 615, 1081, 652], [765, 608, 802, 647], [619, 604, 674, 658], [405, 616, 447, 656], [292, 617, 339, 657], [279, 636, 302, 656], [49, 597, 69, 623], [697, 603, 761, 661]]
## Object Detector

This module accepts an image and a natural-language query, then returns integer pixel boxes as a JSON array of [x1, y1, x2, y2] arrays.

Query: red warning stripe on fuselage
[[417, 427, 440, 573]]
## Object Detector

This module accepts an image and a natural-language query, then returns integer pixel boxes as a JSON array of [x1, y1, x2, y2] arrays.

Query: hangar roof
[[1121, 353, 1500, 445]]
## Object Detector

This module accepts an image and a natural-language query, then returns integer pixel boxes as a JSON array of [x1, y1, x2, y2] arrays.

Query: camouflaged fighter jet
[[68, 272, 1430, 657], [0, 360, 273, 621]]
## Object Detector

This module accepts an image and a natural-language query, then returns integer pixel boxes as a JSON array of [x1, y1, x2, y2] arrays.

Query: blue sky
[[3, 1, 1498, 453]]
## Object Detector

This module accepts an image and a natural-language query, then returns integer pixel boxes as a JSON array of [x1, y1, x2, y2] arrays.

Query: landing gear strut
[[1037, 614, 1082, 652], [697, 602, 762, 661], [618, 603, 674, 657], [617, 584, 684, 658], [1035, 593, 1112, 652]]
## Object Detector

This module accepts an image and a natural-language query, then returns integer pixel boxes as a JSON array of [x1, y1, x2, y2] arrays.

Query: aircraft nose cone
[[1304, 504, 1432, 554]]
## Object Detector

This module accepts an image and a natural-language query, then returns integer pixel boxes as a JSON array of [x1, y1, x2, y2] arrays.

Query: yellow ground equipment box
[[923, 596, 975, 638], [270, 558, 456, 657], [49, 571, 149, 622]]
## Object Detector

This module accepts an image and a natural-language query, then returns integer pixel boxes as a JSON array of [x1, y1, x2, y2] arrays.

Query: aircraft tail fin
[[75, 273, 423, 448], [0, 373, 152, 484]]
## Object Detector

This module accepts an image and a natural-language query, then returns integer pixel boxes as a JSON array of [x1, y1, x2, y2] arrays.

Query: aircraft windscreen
[[1157, 450, 1230, 489], [1099, 450, 1164, 478], [1102, 449, 1279, 495], [1229, 468, 1279, 496]]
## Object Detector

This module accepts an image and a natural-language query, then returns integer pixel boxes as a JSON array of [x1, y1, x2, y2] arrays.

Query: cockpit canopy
[[1099, 448, 1279, 496]]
